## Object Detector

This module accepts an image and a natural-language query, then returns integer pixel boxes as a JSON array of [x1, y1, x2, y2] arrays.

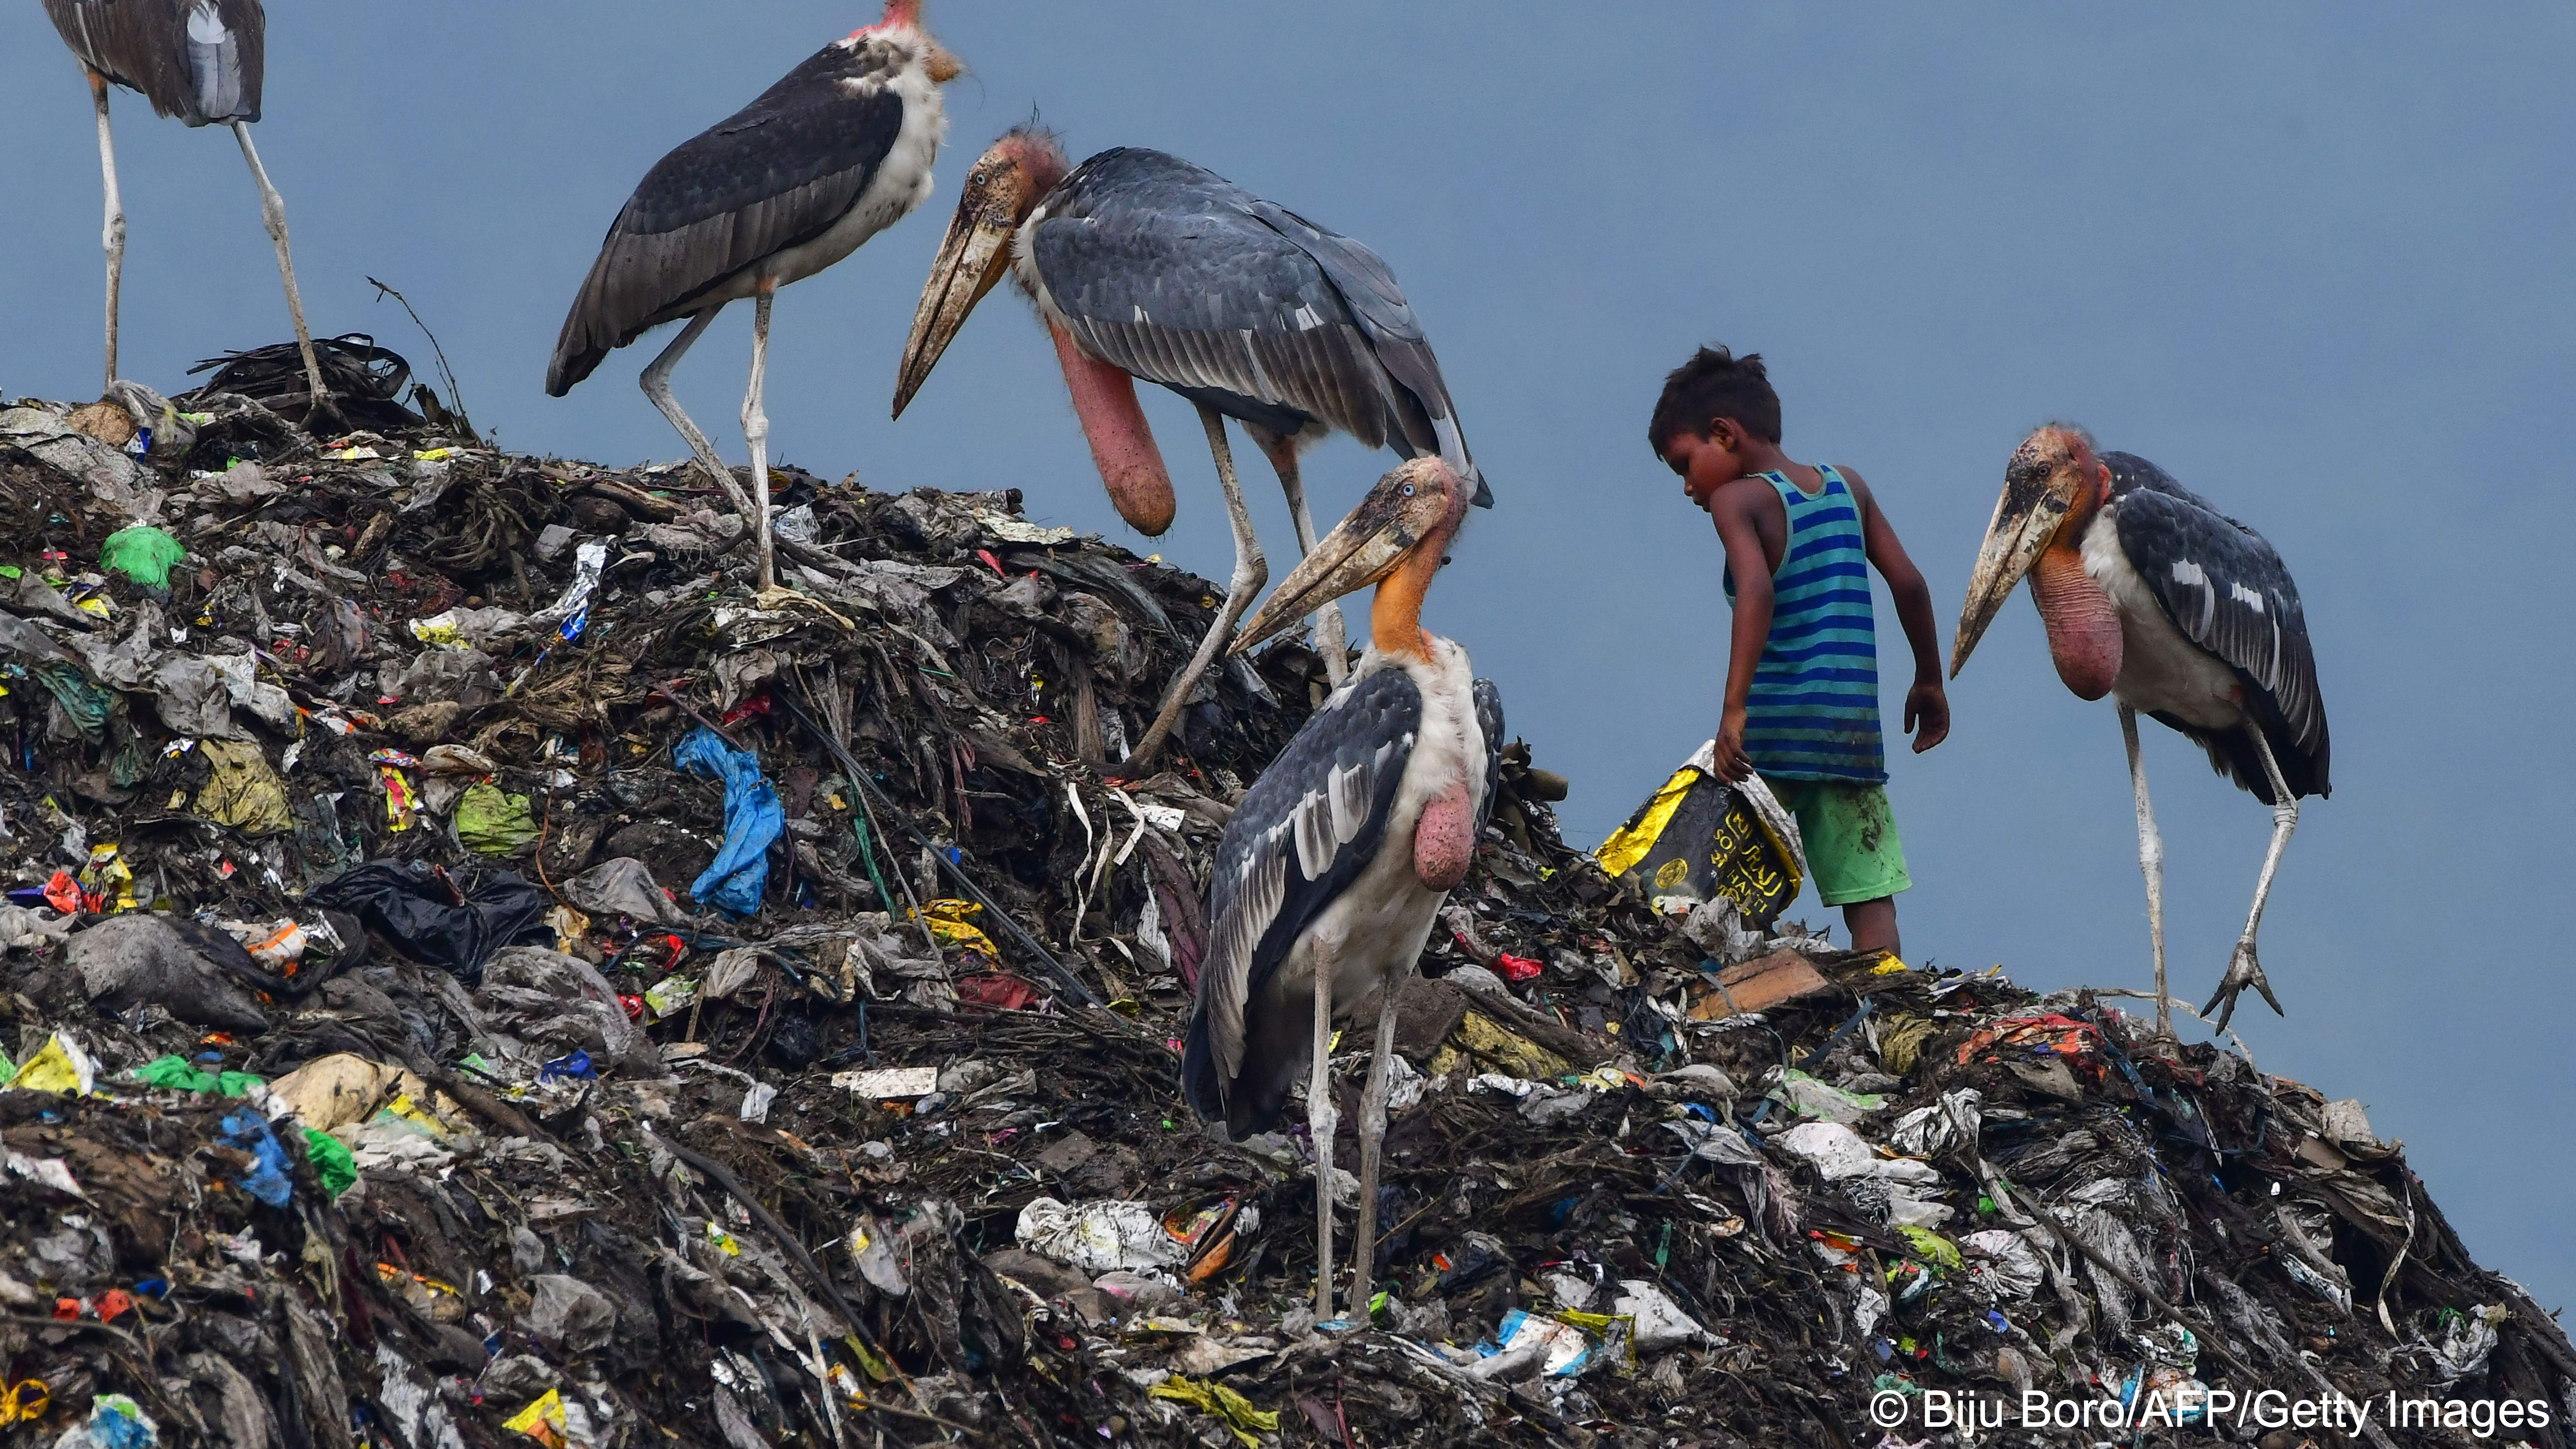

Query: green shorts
[[1764, 777, 1911, 907]]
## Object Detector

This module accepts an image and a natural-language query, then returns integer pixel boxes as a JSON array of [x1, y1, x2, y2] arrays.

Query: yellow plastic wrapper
[[379, 766, 418, 831], [79, 844, 137, 913], [9, 1033, 97, 1095], [1426, 1009, 1571, 1081], [195, 738, 294, 836], [502, 1388, 566, 1448], [1594, 765, 1698, 880], [1147, 1376, 1278, 1446], [1592, 742, 1805, 927], [911, 899, 999, 961]]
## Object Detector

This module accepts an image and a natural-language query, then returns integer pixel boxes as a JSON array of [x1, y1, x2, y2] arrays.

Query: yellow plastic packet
[[911, 899, 999, 960], [9, 1034, 96, 1095], [502, 1389, 566, 1447], [1148, 1376, 1277, 1446]]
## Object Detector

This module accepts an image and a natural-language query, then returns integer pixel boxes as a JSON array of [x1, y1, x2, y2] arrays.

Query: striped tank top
[[1722, 465, 1885, 783]]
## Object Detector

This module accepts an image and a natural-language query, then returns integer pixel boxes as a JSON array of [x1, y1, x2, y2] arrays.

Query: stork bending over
[[548, 1, 962, 591], [1953, 426, 2330, 1038], [42, 0, 328, 414], [1183, 458, 1501, 1320], [894, 130, 1489, 770]]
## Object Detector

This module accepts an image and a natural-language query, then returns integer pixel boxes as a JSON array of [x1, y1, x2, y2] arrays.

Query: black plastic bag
[[308, 860, 550, 985]]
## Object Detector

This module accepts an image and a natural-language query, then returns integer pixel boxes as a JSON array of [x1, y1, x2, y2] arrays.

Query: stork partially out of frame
[[41, 0, 328, 413]]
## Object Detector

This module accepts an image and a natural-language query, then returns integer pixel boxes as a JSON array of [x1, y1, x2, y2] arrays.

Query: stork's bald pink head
[[1953, 422, 2119, 683], [853, 1, 960, 81], [893, 127, 1076, 420]]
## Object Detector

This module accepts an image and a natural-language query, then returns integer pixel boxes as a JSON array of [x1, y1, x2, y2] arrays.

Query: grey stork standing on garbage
[[41, 0, 329, 413], [891, 130, 1490, 770], [547, 1, 963, 592], [1952, 425, 2330, 1039], [1182, 458, 1502, 1320]]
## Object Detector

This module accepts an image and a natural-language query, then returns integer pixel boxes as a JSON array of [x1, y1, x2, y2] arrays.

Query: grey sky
[[5, 4, 2569, 1309]]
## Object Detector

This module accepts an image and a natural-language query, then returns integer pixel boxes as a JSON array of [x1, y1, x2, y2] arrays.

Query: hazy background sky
[[5, 4, 2569, 1308]]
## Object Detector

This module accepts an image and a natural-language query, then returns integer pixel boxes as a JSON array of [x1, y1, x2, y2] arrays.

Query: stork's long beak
[[1232, 490, 1423, 655], [892, 180, 1018, 419], [1950, 472, 2072, 678]]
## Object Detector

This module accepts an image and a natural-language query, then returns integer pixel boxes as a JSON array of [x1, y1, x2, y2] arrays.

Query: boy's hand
[[1904, 679, 1950, 754], [1711, 708, 1754, 782]]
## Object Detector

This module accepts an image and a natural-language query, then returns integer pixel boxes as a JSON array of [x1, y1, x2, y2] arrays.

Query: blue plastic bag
[[218, 1110, 295, 1208], [673, 726, 783, 916]]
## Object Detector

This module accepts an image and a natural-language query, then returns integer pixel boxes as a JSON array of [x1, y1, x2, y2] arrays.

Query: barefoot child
[[1649, 346, 1950, 957]]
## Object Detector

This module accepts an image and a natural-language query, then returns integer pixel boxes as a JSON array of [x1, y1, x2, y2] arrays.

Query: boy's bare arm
[[1841, 468, 1951, 754], [1710, 483, 1775, 782]]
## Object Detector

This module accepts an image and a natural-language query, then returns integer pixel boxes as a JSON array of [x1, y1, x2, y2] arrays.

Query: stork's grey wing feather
[[2105, 453, 2329, 771], [546, 41, 906, 394], [1032, 149, 1481, 497], [1471, 677, 1505, 836], [1181, 667, 1420, 1121], [45, 0, 264, 124]]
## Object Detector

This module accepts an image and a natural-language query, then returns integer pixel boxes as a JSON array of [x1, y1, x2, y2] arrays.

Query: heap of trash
[[0, 354, 2566, 1449]]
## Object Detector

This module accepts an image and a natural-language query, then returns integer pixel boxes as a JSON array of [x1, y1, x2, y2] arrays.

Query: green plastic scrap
[[30, 661, 111, 742], [101, 526, 187, 588], [1897, 1225, 1964, 1273], [1147, 1376, 1278, 1446], [303, 1127, 358, 1197], [132, 1055, 266, 1097], [456, 782, 539, 855]]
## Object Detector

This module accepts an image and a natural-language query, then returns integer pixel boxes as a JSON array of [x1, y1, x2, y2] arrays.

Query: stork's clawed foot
[[2202, 938, 2285, 1031]]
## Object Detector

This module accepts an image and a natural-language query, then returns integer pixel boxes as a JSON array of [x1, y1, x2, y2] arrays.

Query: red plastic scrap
[[41, 871, 79, 915], [955, 973, 1046, 1011], [1497, 952, 1544, 983], [1955, 1013, 2103, 1066], [976, 548, 1005, 577]]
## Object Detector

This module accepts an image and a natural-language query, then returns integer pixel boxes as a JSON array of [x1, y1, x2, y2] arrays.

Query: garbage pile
[[0, 371, 2568, 1449]]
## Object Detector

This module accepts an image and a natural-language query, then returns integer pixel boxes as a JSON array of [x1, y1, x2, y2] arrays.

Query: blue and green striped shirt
[[1722, 465, 1885, 784]]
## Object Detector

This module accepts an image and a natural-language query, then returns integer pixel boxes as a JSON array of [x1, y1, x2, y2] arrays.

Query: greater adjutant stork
[[547, 1, 962, 591], [892, 130, 1490, 769], [41, 0, 328, 412], [1182, 458, 1502, 1320], [1952, 425, 2330, 1038]]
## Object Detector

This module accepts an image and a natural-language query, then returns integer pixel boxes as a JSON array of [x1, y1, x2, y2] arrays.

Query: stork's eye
[[1400, 483, 1415, 497]]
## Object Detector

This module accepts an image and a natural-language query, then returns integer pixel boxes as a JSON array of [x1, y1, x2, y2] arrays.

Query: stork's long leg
[[229, 123, 330, 421], [639, 307, 760, 524], [741, 282, 778, 592], [1307, 941, 1339, 1321], [1248, 426, 1349, 686], [2205, 725, 2296, 1029], [2119, 706, 2171, 1042], [1125, 404, 1267, 771], [1348, 977, 1401, 1319], [89, 70, 124, 393]]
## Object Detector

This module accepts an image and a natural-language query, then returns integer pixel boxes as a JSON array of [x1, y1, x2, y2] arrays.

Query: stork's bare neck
[[1233, 458, 1471, 664]]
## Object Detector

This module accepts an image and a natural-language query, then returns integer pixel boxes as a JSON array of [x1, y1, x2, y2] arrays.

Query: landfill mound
[[0, 372, 2568, 1449]]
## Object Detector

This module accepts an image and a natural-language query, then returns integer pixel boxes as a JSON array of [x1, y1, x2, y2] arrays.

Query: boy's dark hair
[[1649, 346, 1782, 451]]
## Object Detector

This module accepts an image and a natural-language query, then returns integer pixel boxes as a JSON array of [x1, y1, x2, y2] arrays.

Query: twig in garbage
[[365, 276, 475, 441]]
